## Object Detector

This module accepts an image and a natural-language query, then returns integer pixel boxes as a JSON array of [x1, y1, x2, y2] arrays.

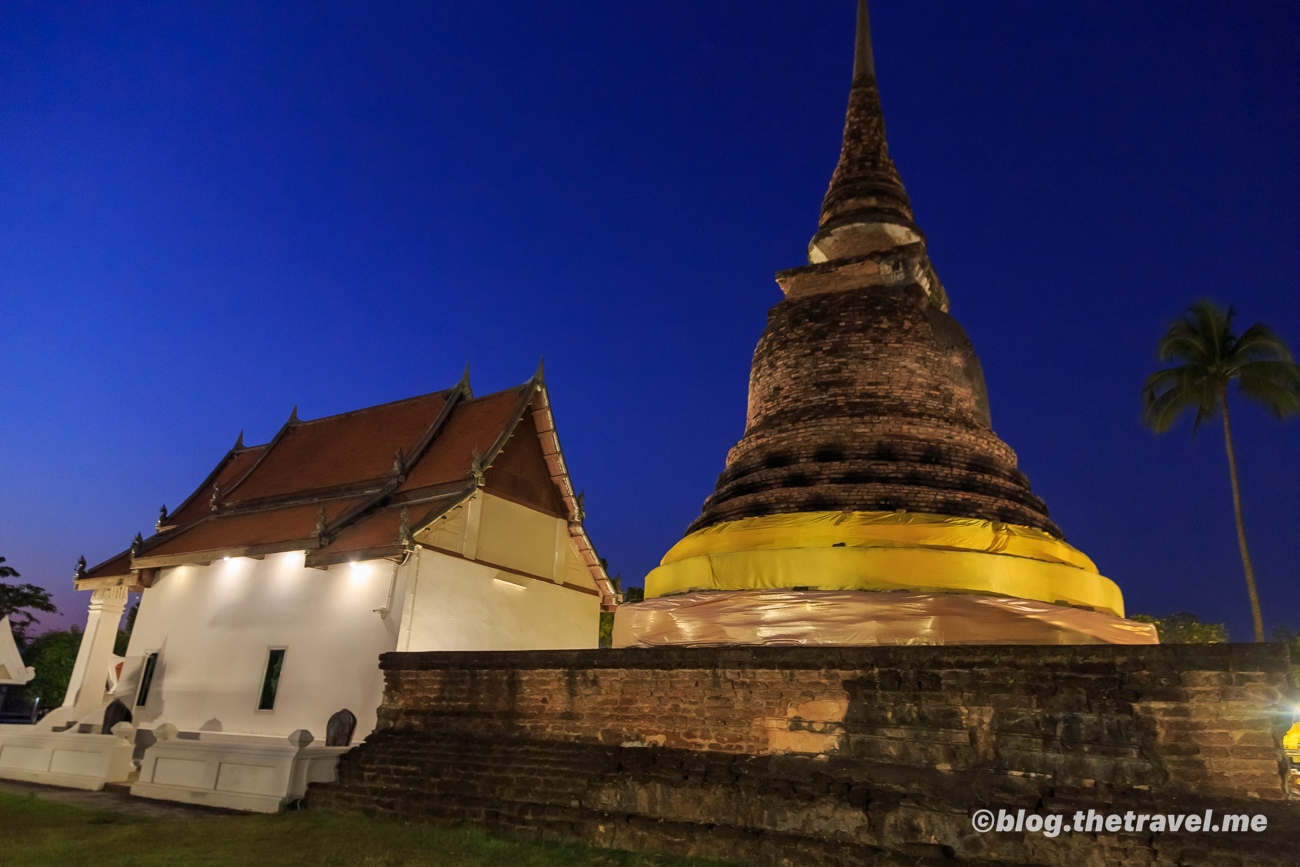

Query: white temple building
[[0, 368, 615, 810]]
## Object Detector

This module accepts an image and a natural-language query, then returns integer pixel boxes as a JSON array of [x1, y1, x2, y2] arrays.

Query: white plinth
[[0, 725, 135, 790], [132, 730, 349, 812]]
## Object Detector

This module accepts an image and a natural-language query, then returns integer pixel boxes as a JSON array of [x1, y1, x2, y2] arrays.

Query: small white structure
[[0, 616, 35, 687], [0, 609, 139, 791], [0, 369, 615, 810]]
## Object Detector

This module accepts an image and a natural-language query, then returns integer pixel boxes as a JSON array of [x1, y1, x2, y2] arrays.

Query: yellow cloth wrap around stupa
[[644, 511, 1126, 619]]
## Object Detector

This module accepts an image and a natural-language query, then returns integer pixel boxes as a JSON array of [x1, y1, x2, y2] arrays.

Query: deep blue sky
[[3, 2, 1297, 641]]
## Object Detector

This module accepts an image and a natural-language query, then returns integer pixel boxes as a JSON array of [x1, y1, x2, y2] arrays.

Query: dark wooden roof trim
[[477, 382, 539, 474], [306, 490, 472, 568], [399, 377, 472, 477], [387, 479, 476, 506], [129, 486, 365, 562], [219, 405, 303, 503], [305, 544, 405, 569], [82, 548, 133, 580], [160, 439, 264, 530], [74, 570, 157, 592], [215, 479, 392, 517], [524, 382, 617, 609], [132, 537, 321, 570], [416, 542, 600, 598]]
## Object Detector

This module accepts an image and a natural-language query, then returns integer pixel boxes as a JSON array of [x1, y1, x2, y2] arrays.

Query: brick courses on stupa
[[692, 0, 1056, 537]]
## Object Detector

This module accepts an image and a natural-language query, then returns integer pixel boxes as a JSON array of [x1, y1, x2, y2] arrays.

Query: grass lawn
[[0, 792, 736, 867]]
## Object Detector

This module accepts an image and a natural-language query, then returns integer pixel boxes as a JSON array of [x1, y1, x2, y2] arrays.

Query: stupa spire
[[620, 0, 1146, 650], [809, 0, 918, 266], [683, 0, 1050, 538], [853, 0, 875, 78]]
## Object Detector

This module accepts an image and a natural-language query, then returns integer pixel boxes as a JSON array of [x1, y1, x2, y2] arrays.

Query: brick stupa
[[615, 1, 1156, 647]]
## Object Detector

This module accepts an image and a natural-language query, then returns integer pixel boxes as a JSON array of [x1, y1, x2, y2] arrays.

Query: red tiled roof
[[84, 549, 134, 582], [397, 388, 523, 493], [306, 498, 461, 566], [165, 444, 267, 528], [141, 497, 368, 561], [77, 373, 617, 607], [226, 390, 450, 504]]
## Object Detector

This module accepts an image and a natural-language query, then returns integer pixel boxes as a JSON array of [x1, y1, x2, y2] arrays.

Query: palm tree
[[1142, 300, 1300, 641]]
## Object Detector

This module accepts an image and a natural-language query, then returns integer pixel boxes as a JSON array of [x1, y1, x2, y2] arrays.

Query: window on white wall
[[135, 652, 159, 707], [257, 648, 286, 711]]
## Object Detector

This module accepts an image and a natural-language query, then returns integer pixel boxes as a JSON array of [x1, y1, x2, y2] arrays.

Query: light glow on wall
[[350, 562, 372, 584]]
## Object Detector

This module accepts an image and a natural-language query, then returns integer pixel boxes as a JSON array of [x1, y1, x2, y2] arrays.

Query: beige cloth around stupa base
[[612, 590, 1158, 648]]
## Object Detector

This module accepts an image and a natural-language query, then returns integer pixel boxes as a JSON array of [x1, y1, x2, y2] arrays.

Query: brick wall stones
[[691, 283, 1058, 536], [308, 644, 1298, 865]]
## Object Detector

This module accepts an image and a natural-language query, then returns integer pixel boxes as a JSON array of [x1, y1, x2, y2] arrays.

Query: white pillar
[[460, 494, 482, 559], [62, 587, 129, 713], [551, 517, 568, 582], [396, 548, 421, 652]]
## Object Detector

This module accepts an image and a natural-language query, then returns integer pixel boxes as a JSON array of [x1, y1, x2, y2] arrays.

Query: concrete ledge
[[380, 642, 1292, 672], [132, 730, 349, 813], [0, 726, 134, 791]]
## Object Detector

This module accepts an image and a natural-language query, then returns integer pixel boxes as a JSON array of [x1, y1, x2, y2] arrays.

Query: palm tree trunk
[[1220, 388, 1265, 641]]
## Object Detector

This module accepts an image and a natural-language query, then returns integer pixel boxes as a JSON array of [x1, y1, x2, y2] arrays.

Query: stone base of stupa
[[613, 590, 1158, 647]]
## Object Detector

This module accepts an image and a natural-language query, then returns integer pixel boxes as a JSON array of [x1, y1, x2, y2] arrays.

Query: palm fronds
[[1143, 299, 1300, 431]]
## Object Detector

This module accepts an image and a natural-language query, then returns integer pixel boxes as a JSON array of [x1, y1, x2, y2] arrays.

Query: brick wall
[[309, 644, 1297, 865]]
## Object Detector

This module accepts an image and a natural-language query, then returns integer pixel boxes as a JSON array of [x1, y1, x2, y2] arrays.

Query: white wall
[[399, 548, 599, 651], [121, 552, 409, 742], [477, 494, 558, 580], [398, 491, 600, 651], [117, 493, 599, 745]]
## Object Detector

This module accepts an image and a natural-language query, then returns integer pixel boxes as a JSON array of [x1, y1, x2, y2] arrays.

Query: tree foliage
[[1129, 612, 1229, 644], [0, 557, 59, 644], [114, 601, 139, 656], [1142, 300, 1300, 641], [1142, 300, 1300, 433], [598, 583, 643, 648], [21, 626, 81, 708], [598, 611, 614, 648]]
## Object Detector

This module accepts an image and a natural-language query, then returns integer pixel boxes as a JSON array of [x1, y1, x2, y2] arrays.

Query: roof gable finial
[[469, 447, 486, 488], [459, 362, 474, 399], [398, 507, 414, 551], [314, 505, 329, 544]]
